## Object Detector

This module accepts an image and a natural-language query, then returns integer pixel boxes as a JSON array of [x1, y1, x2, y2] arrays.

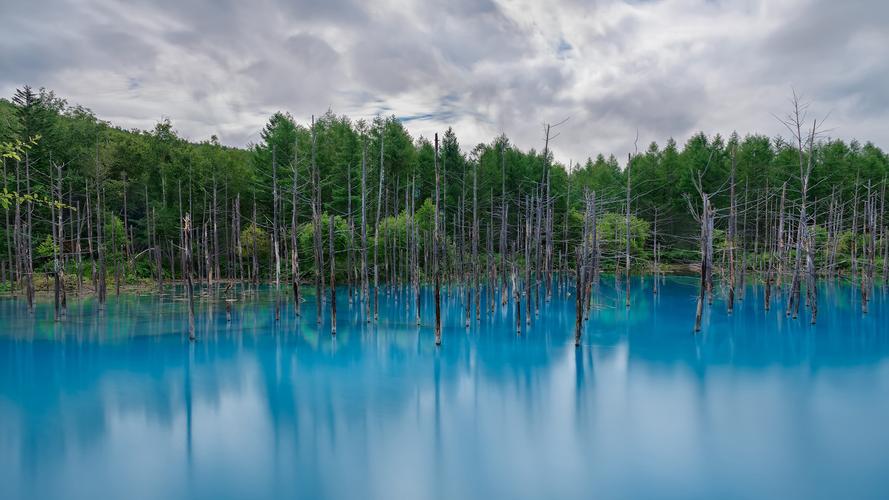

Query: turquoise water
[[1, 278, 888, 500]]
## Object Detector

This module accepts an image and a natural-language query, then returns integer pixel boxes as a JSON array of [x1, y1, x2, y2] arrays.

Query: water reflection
[[1, 279, 888, 499]]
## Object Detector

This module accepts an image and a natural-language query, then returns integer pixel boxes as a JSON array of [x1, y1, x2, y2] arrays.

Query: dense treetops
[[2, 86, 888, 278]]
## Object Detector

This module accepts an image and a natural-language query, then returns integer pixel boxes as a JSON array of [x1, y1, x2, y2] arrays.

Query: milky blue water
[[1, 278, 888, 500]]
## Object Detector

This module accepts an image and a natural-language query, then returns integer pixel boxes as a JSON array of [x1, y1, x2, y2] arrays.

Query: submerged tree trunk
[[311, 117, 323, 325], [361, 138, 370, 322], [329, 214, 337, 334], [411, 176, 421, 325], [625, 153, 632, 309], [694, 194, 712, 333], [473, 162, 480, 322], [183, 214, 196, 341], [50, 159, 65, 320], [291, 141, 301, 315], [272, 146, 281, 322], [96, 155, 106, 312], [524, 195, 532, 326], [727, 148, 737, 314], [347, 161, 354, 303], [500, 142, 508, 306], [652, 208, 659, 295], [433, 133, 442, 346], [512, 242, 521, 335], [374, 130, 385, 322], [574, 246, 585, 347]]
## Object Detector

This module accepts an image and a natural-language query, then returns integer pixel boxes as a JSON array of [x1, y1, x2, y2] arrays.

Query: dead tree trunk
[[433, 133, 442, 346], [361, 138, 370, 322], [233, 194, 244, 286], [881, 178, 888, 289], [251, 195, 259, 287], [473, 161, 480, 322], [2, 159, 12, 292], [524, 195, 532, 325], [183, 213, 196, 341], [50, 159, 65, 320], [347, 161, 354, 303], [694, 194, 713, 333], [329, 214, 337, 334], [488, 190, 496, 314], [272, 146, 281, 322], [512, 242, 521, 335], [776, 182, 786, 290], [533, 186, 542, 316], [96, 155, 106, 311], [154, 207, 163, 292], [851, 177, 860, 282], [727, 147, 737, 314], [75, 199, 83, 295], [778, 96, 821, 323], [500, 142, 509, 306], [23, 154, 34, 312], [652, 207, 659, 295], [13, 160, 24, 303], [290, 143, 300, 316], [585, 191, 599, 318], [412, 176, 421, 325], [625, 153, 632, 309], [373, 129, 385, 322], [764, 186, 775, 311], [212, 176, 220, 284], [311, 117, 323, 325]]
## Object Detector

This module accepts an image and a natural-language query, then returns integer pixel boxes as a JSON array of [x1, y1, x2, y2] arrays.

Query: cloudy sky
[[2, 0, 887, 165]]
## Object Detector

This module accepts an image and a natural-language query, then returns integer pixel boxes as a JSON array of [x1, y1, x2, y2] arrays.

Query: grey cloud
[[2, 0, 888, 163], [348, 33, 444, 95]]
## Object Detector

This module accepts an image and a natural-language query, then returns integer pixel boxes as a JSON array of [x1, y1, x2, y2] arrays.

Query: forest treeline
[[1, 86, 888, 328]]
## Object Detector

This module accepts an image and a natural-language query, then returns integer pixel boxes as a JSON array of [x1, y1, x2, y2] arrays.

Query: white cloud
[[2, 0, 887, 164]]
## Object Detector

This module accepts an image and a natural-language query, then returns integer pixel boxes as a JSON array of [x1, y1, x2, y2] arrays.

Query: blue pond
[[1, 278, 888, 499]]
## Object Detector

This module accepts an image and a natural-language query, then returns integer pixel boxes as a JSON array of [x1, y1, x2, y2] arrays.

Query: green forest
[[2, 86, 888, 307]]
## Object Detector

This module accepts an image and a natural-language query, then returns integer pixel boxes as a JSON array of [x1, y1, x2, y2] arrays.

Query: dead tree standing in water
[[290, 142, 301, 314], [95, 145, 106, 312], [183, 214, 196, 341], [361, 138, 370, 322], [625, 153, 632, 309], [373, 129, 385, 322], [412, 176, 421, 325], [693, 194, 713, 333], [574, 247, 585, 347], [347, 162, 354, 303], [500, 141, 509, 306], [433, 133, 442, 346], [652, 207, 659, 295], [512, 242, 521, 334], [329, 214, 337, 334], [272, 145, 281, 322], [50, 158, 67, 320], [778, 92, 821, 324], [311, 117, 324, 325], [727, 147, 737, 314], [473, 158, 480, 322]]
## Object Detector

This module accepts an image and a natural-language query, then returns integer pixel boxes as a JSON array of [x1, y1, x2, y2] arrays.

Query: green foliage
[[294, 214, 354, 279], [241, 224, 270, 261], [376, 198, 435, 250], [0, 134, 39, 163], [597, 212, 651, 258], [104, 214, 128, 251], [296, 214, 350, 254], [1, 85, 889, 282], [35, 234, 58, 260]]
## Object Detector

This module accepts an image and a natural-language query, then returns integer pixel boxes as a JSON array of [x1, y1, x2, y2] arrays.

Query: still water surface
[[2, 278, 888, 499]]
